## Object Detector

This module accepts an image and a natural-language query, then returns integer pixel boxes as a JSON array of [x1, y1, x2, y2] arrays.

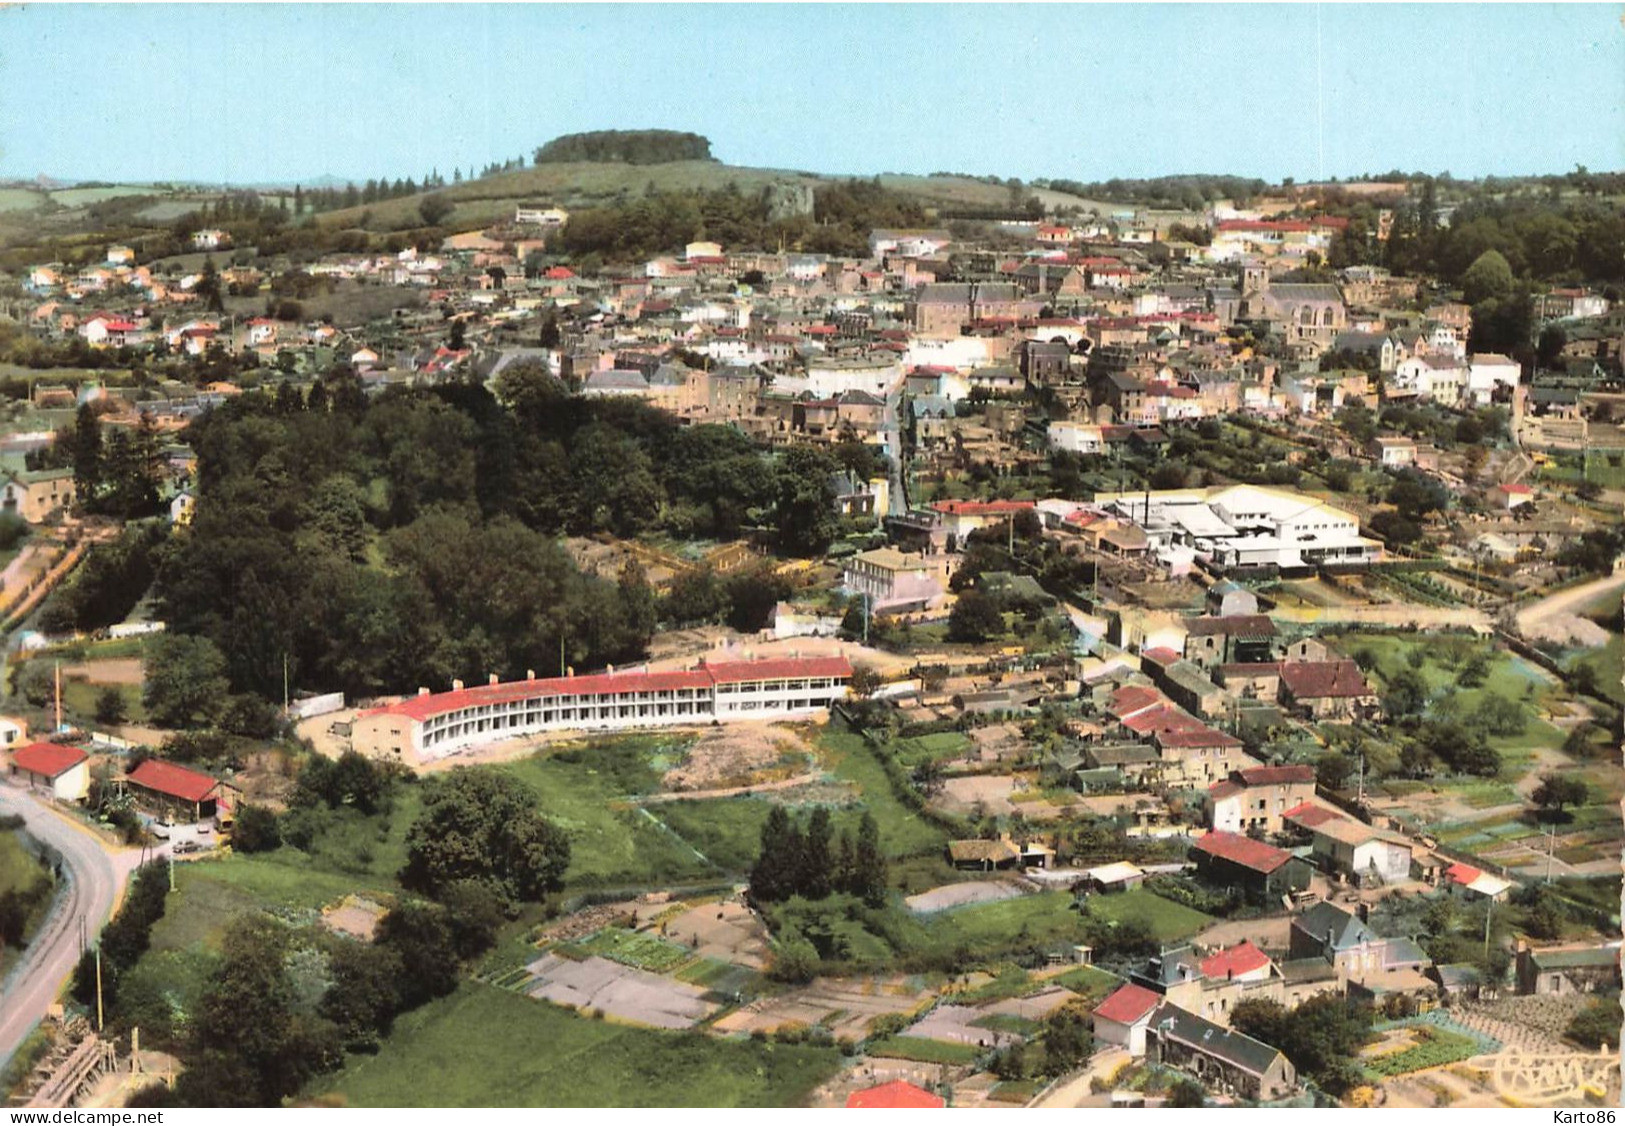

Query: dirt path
[[1515, 570, 1625, 636], [640, 770, 824, 803]]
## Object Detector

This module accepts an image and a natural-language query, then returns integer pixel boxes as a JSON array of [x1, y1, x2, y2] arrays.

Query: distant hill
[[311, 159, 1113, 234], [532, 130, 714, 166]]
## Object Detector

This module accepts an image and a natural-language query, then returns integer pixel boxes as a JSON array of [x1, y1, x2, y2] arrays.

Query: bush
[[94, 687, 128, 726], [230, 804, 282, 853]]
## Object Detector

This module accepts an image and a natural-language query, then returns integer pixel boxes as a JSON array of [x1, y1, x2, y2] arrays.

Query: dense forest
[[533, 129, 714, 165], [91, 362, 854, 708]]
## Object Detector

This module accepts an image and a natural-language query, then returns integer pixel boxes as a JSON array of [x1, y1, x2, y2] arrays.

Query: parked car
[[195, 823, 211, 835], [173, 840, 198, 855], [149, 823, 170, 840]]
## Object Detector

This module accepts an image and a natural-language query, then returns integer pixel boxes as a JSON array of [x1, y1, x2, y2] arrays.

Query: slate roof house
[[1146, 1003, 1299, 1101]]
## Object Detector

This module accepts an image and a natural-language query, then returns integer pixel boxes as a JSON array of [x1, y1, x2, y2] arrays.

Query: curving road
[[0, 783, 135, 1071]]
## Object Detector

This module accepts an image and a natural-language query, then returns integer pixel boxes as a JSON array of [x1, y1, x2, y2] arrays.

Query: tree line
[[748, 806, 888, 908]]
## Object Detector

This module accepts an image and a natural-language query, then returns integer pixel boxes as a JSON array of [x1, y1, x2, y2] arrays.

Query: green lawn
[[1050, 963, 1122, 1005], [319, 982, 843, 1107], [61, 680, 147, 726], [1079, 887, 1213, 943]]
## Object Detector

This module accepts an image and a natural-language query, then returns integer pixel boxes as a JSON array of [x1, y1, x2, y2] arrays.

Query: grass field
[[61, 679, 147, 725], [865, 1036, 981, 1065], [319, 982, 843, 1107], [1049, 963, 1122, 1003], [50, 186, 157, 207], [817, 731, 951, 856], [0, 188, 43, 213], [1569, 633, 1624, 707], [1077, 887, 1213, 942], [497, 740, 717, 889]]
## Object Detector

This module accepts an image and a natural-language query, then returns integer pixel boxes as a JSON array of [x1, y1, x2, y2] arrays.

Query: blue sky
[[1, 4, 1620, 185]]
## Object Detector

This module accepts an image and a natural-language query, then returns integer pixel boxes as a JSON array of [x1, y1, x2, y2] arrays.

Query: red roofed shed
[[126, 758, 237, 821]]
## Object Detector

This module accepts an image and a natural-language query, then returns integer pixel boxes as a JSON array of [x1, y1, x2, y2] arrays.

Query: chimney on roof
[[607, 664, 614, 675], [452, 679, 463, 691], [526, 669, 535, 681], [489, 673, 499, 686], [567, 667, 575, 677], [418, 687, 429, 697]]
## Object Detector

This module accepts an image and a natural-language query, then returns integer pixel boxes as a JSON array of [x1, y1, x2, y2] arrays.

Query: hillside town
[[0, 10, 1621, 1114]]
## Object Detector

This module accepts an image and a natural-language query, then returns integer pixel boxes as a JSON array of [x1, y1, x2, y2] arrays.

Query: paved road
[[0, 784, 136, 1070]]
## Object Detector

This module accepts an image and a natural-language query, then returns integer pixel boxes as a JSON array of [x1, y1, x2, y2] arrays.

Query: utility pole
[[862, 591, 870, 645], [95, 944, 104, 1032], [282, 653, 290, 713], [1545, 823, 1556, 884], [54, 661, 62, 734]]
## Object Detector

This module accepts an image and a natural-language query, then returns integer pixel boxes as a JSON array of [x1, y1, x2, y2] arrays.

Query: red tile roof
[[1209, 780, 1243, 800], [1279, 660, 1372, 700], [1108, 685, 1164, 720], [1121, 703, 1205, 736], [11, 742, 88, 778], [1155, 725, 1242, 750], [1141, 647, 1182, 666], [846, 1080, 945, 1109], [364, 657, 851, 723], [1200, 940, 1272, 980], [929, 499, 1035, 517], [1445, 861, 1483, 886], [1283, 801, 1344, 828], [1235, 764, 1315, 787], [1192, 830, 1293, 873], [699, 656, 852, 685], [126, 758, 220, 804], [1093, 982, 1162, 1025]]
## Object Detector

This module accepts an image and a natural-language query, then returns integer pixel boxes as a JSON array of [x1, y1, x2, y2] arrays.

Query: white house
[[1466, 353, 1520, 405], [0, 715, 27, 749], [1092, 983, 1162, 1057], [1049, 420, 1105, 454], [514, 205, 569, 227], [191, 229, 230, 250], [1309, 818, 1413, 885], [7, 742, 91, 802]]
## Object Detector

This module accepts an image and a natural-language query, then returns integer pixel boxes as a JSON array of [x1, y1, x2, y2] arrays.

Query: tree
[[852, 812, 887, 907], [948, 589, 1004, 643], [418, 194, 453, 227], [803, 807, 834, 899], [1038, 1000, 1093, 1077], [848, 664, 882, 699], [69, 403, 104, 504], [1381, 668, 1428, 719], [402, 768, 571, 903], [142, 634, 231, 729], [771, 445, 840, 557], [1316, 750, 1355, 791], [231, 804, 282, 853], [1566, 998, 1621, 1050], [374, 900, 462, 1009], [749, 805, 796, 903], [1531, 774, 1587, 819], [93, 687, 128, 726]]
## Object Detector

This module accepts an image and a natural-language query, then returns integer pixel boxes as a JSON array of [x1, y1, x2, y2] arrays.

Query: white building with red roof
[[1198, 940, 1274, 984], [1092, 982, 1162, 1055], [7, 742, 90, 802], [352, 655, 852, 765], [845, 1079, 944, 1109]]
